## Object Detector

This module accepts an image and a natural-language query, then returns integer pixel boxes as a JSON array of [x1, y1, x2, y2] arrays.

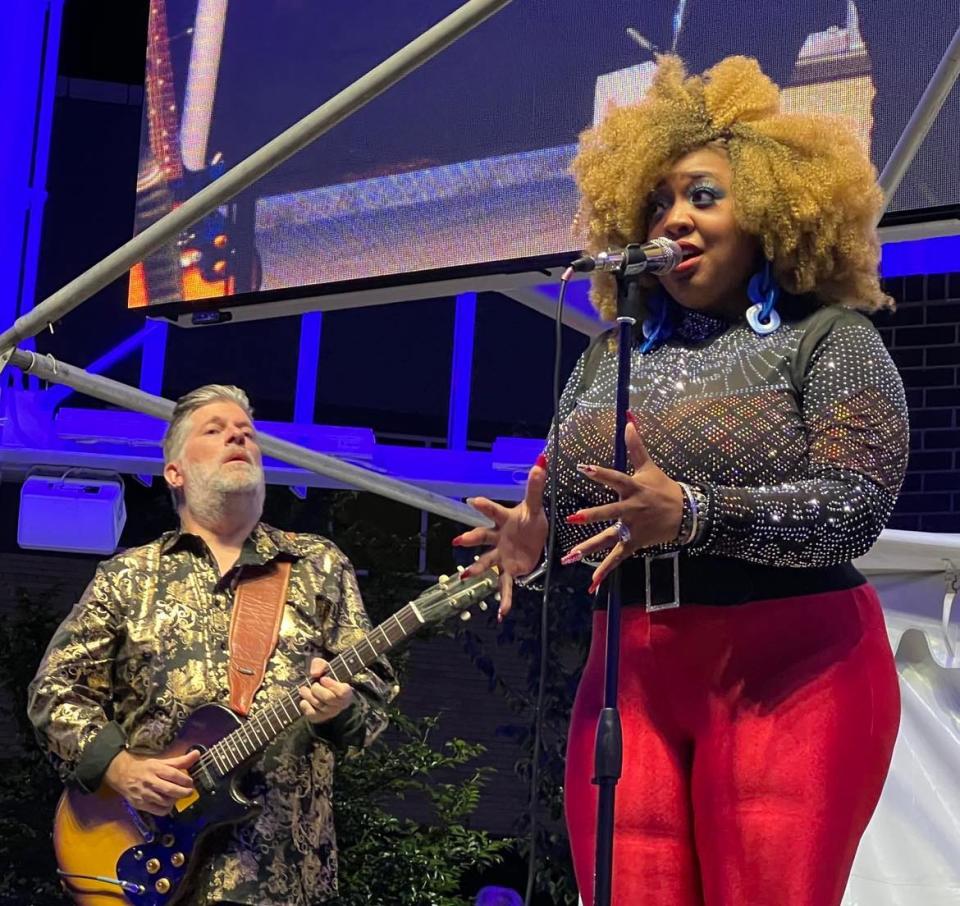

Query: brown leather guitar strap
[[227, 560, 292, 716]]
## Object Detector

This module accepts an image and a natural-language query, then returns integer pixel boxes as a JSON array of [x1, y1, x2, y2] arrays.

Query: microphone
[[569, 238, 683, 276]]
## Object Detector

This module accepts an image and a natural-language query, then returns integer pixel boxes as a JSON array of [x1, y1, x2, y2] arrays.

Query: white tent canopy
[[845, 531, 960, 904]]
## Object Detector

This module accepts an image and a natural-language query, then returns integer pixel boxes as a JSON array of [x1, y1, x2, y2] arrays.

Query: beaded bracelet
[[675, 482, 695, 545], [675, 482, 708, 547]]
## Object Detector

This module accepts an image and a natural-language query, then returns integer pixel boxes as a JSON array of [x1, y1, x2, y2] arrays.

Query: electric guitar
[[53, 566, 499, 905]]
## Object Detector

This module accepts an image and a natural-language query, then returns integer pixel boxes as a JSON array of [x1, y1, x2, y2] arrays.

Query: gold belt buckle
[[644, 552, 680, 612]]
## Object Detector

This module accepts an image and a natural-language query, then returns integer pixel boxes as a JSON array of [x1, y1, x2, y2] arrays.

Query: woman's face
[[646, 146, 760, 319]]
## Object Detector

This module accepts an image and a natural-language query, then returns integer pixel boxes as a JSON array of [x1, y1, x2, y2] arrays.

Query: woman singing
[[456, 55, 908, 905]]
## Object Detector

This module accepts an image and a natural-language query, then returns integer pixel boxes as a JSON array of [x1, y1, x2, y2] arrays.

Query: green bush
[[332, 711, 510, 906]]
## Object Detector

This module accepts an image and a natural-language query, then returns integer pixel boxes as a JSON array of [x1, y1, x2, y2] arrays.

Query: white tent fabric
[[843, 531, 960, 905]]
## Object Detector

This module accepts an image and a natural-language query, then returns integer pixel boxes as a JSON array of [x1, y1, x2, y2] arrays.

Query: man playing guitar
[[28, 384, 397, 905]]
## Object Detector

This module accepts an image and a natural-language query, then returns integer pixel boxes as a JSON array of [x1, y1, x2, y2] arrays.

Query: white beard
[[181, 458, 265, 527]]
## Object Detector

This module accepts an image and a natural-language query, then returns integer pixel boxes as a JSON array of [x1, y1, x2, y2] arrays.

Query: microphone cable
[[523, 264, 575, 906]]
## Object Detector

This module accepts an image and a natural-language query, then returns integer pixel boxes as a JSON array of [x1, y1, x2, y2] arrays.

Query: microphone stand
[[591, 273, 640, 906]]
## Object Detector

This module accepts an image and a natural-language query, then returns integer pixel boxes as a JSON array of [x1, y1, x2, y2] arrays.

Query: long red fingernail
[[566, 513, 588, 524], [452, 535, 465, 546], [626, 410, 638, 427], [560, 550, 583, 565], [460, 567, 474, 579], [576, 463, 598, 476], [535, 453, 548, 469]]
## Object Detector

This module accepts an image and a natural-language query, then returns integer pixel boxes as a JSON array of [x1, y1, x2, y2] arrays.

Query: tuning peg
[[438, 574, 449, 583], [459, 611, 472, 621], [474, 555, 480, 562], [494, 592, 501, 602], [478, 601, 488, 612], [456, 565, 465, 573]]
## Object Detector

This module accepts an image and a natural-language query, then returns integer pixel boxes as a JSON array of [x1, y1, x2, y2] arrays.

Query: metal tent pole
[[6, 347, 491, 528], [876, 21, 960, 217]]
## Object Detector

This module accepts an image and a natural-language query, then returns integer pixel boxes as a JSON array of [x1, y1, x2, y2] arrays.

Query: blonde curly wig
[[572, 55, 892, 321]]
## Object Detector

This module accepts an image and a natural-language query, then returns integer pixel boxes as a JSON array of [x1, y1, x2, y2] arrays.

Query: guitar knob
[[155, 878, 171, 894], [170, 852, 185, 868], [146, 858, 161, 874]]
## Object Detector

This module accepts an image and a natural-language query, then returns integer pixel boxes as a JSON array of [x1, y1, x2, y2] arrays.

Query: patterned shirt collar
[[159, 522, 304, 565]]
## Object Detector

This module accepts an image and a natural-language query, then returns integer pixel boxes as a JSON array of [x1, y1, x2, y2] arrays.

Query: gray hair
[[162, 384, 254, 508]]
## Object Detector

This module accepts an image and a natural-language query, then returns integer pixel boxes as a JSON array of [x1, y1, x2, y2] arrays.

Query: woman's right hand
[[454, 454, 549, 619]]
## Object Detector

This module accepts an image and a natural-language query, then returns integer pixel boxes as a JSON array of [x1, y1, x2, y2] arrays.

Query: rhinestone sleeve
[[693, 319, 908, 566], [547, 306, 908, 568]]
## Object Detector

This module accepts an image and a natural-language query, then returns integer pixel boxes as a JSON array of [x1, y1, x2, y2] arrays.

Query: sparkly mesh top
[[552, 300, 909, 568]]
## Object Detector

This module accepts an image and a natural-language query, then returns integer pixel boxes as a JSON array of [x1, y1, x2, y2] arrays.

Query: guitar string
[[192, 610, 410, 775], [187, 607, 402, 772], [187, 576, 493, 779]]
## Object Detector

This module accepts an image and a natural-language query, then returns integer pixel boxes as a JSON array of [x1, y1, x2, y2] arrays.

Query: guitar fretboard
[[200, 602, 428, 777]]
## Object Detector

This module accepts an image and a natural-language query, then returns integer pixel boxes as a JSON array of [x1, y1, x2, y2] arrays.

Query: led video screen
[[129, 0, 960, 310]]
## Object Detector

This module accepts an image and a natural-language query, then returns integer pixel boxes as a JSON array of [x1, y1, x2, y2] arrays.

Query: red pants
[[565, 584, 900, 906]]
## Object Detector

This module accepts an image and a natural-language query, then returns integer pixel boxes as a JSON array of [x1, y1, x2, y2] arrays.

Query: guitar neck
[[201, 602, 428, 777]]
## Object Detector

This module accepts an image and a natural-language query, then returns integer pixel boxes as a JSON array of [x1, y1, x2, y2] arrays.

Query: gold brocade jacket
[[27, 523, 398, 906]]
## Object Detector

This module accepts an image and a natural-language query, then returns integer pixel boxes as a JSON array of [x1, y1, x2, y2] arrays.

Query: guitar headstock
[[412, 565, 499, 627]]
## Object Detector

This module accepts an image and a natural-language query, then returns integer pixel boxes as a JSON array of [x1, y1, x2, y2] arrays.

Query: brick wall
[[877, 271, 960, 533]]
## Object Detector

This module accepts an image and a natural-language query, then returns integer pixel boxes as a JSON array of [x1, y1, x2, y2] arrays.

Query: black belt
[[594, 555, 865, 610]]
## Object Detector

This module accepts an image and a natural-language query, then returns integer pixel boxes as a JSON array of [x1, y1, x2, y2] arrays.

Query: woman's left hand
[[562, 419, 684, 594]]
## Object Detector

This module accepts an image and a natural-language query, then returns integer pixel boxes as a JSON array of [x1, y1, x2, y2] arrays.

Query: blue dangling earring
[[746, 260, 781, 335], [639, 289, 674, 354]]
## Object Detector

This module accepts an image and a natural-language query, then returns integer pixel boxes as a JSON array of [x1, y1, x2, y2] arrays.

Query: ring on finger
[[614, 519, 631, 544]]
